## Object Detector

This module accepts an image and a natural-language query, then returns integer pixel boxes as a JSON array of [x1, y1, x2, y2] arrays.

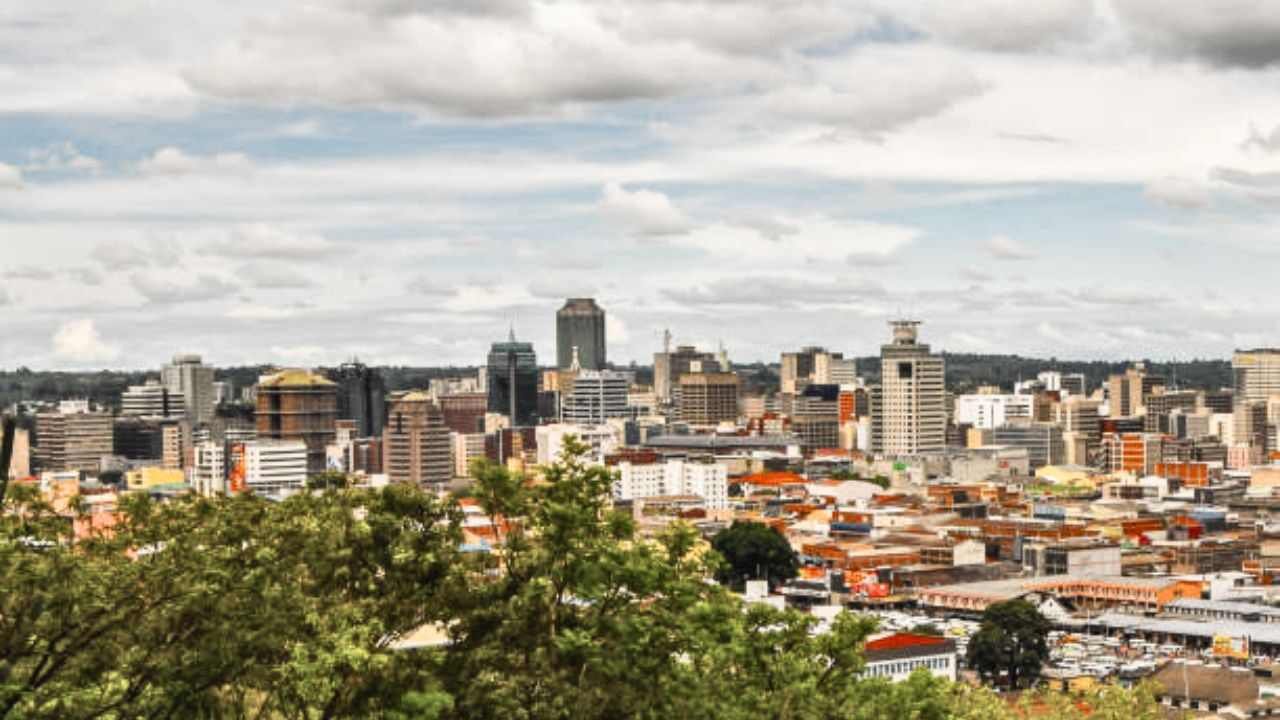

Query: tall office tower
[[328, 361, 387, 438], [120, 379, 185, 419], [792, 383, 841, 450], [654, 344, 720, 403], [821, 356, 860, 387], [113, 417, 164, 460], [383, 392, 452, 488], [872, 320, 946, 457], [34, 410, 114, 473], [992, 420, 1065, 470], [487, 332, 539, 426], [1144, 390, 1199, 434], [255, 369, 338, 475], [677, 372, 739, 426], [780, 346, 824, 394], [1056, 396, 1101, 447], [1105, 363, 1165, 418], [162, 353, 216, 424], [556, 298, 607, 370], [1234, 349, 1280, 451], [563, 370, 630, 425]]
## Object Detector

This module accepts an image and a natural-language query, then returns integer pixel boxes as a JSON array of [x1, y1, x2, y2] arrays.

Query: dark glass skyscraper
[[329, 361, 387, 438], [487, 333, 539, 426], [556, 298, 606, 370]]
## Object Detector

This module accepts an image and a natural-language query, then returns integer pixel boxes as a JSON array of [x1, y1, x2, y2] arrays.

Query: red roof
[[864, 633, 949, 652], [738, 471, 806, 487]]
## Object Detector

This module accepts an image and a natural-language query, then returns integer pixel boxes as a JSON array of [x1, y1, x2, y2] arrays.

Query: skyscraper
[[556, 298, 607, 370], [563, 370, 630, 425], [255, 369, 338, 475], [871, 320, 946, 457], [383, 392, 452, 488], [34, 409, 114, 473], [162, 353, 216, 424], [677, 372, 739, 426], [654, 344, 720, 403], [487, 331, 539, 426], [328, 361, 387, 438], [1233, 348, 1280, 452]]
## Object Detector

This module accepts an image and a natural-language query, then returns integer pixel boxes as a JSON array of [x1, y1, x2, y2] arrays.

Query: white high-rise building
[[563, 370, 629, 425], [871, 321, 946, 457], [1234, 349, 1280, 450], [162, 353, 216, 424], [192, 441, 226, 496], [240, 440, 308, 496], [954, 394, 1033, 430], [535, 424, 622, 465], [120, 379, 186, 418], [612, 457, 729, 510]]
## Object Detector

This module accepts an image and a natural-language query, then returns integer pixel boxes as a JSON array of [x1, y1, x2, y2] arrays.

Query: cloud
[[983, 235, 1037, 260], [238, 263, 315, 289], [202, 224, 340, 260], [6, 266, 55, 281], [662, 275, 886, 308], [91, 241, 160, 271], [130, 273, 238, 304], [1241, 123, 1280, 153], [599, 182, 695, 236], [733, 216, 800, 243], [1144, 177, 1210, 209], [1113, 0, 1280, 68], [845, 250, 902, 268], [24, 142, 102, 173], [138, 147, 252, 176], [0, 163, 22, 188], [52, 319, 120, 363], [889, 0, 1097, 52]]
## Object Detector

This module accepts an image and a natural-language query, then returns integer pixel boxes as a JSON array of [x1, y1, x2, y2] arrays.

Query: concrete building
[[862, 634, 958, 683], [239, 440, 308, 495], [383, 392, 452, 488], [535, 424, 621, 464], [653, 344, 720, 403], [255, 369, 338, 475], [120, 379, 185, 418], [872, 321, 946, 457], [677, 372, 739, 426], [328, 361, 387, 439], [954, 393, 1033, 430], [439, 392, 488, 434], [192, 440, 226, 496], [113, 417, 164, 461], [556, 298, 607, 371], [792, 383, 841, 450], [162, 353, 216, 424], [486, 332, 539, 426], [1106, 362, 1164, 418], [563, 369, 629, 425], [2, 426, 30, 479], [451, 432, 487, 478], [1023, 542, 1122, 577], [34, 410, 113, 473], [611, 455, 729, 509], [991, 420, 1065, 470], [1233, 348, 1280, 452]]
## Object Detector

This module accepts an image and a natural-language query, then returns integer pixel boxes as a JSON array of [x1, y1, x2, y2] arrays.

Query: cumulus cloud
[[663, 275, 886, 308], [130, 273, 238, 304], [983, 235, 1037, 260], [5, 266, 55, 281], [1144, 177, 1210, 209], [1113, 0, 1280, 68], [202, 224, 340, 260], [1241, 123, 1280, 153], [24, 142, 102, 173], [599, 182, 695, 236], [0, 163, 23, 188], [52, 319, 120, 363], [889, 0, 1097, 52], [138, 146, 252, 176], [238, 263, 315, 289]]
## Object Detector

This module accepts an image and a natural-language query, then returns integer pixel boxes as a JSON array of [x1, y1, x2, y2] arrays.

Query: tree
[[966, 598, 1051, 689], [910, 623, 944, 637], [711, 520, 799, 591], [307, 468, 350, 490]]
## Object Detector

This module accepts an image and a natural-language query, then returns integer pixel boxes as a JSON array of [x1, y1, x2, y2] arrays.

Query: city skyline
[[5, 2, 1280, 369]]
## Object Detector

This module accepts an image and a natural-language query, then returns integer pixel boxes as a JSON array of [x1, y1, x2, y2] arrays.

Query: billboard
[[1212, 634, 1249, 660], [229, 443, 247, 494]]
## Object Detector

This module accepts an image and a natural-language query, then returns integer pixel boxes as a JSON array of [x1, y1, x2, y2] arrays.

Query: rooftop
[[258, 368, 336, 388]]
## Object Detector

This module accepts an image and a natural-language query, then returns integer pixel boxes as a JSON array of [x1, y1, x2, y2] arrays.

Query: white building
[[861, 633, 958, 682], [192, 441, 226, 496], [612, 457, 729, 510], [954, 394, 1033, 430], [241, 440, 308, 496], [872, 321, 946, 456], [562, 370, 630, 425], [121, 380, 186, 418], [451, 432, 487, 478], [535, 424, 622, 465]]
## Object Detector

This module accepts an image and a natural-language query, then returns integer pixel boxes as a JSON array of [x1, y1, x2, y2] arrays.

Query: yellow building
[[126, 467, 187, 490]]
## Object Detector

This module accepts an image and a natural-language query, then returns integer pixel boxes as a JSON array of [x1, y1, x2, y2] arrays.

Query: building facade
[[562, 370, 630, 425], [611, 456, 729, 510], [120, 380, 185, 418], [677, 372, 739, 426], [255, 369, 338, 475], [328, 361, 387, 439], [34, 410, 113, 473], [162, 353, 216, 424], [556, 298, 607, 371], [873, 321, 946, 457], [383, 392, 452, 488], [486, 333, 539, 426]]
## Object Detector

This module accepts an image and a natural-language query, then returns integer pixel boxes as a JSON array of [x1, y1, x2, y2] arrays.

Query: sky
[[4, 0, 1280, 371]]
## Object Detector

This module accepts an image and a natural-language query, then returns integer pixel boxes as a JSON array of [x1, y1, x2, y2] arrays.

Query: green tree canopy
[[965, 598, 1052, 689], [710, 520, 800, 591]]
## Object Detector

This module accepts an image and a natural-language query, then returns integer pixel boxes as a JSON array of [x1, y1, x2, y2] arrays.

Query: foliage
[[0, 437, 1166, 719], [308, 469, 351, 490], [966, 599, 1052, 689], [710, 520, 800, 591], [910, 623, 944, 637]]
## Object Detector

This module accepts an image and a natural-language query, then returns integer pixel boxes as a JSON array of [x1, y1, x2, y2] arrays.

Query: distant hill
[[856, 354, 1232, 394]]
